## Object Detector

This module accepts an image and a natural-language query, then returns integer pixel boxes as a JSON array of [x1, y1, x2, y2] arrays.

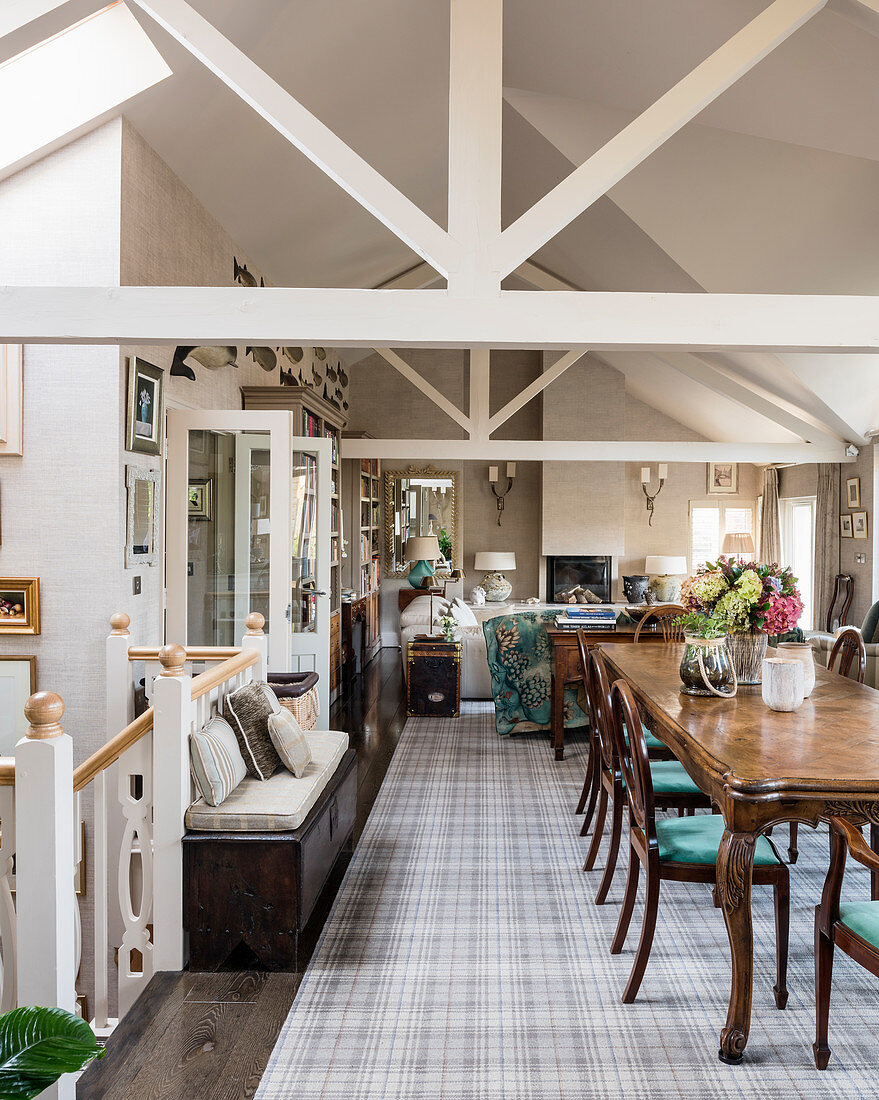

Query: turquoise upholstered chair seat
[[649, 761, 701, 796], [624, 724, 666, 752], [839, 901, 879, 948], [483, 612, 589, 736], [655, 815, 783, 866]]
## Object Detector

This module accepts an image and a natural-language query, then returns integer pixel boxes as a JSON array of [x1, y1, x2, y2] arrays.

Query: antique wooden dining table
[[598, 641, 879, 1064]]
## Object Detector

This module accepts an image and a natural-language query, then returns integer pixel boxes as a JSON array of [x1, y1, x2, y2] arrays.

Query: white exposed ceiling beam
[[127, 0, 457, 276], [374, 347, 472, 434], [468, 348, 491, 439], [494, 0, 828, 278], [0, 0, 71, 42], [8, 287, 879, 351], [447, 0, 503, 295], [340, 437, 851, 464], [512, 260, 582, 292], [487, 348, 588, 434]]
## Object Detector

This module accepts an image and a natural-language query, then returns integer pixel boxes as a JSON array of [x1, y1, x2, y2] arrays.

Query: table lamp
[[404, 535, 442, 590], [474, 551, 516, 602], [721, 532, 755, 561], [644, 555, 688, 603]]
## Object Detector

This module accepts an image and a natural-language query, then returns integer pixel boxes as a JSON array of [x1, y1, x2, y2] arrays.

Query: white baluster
[[116, 735, 152, 1018], [0, 785, 16, 1013], [151, 646, 191, 972], [16, 693, 76, 1100], [242, 612, 268, 680]]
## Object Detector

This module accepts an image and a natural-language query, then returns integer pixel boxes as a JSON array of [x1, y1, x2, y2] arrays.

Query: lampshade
[[404, 535, 441, 562], [644, 555, 688, 575], [474, 552, 516, 571], [721, 532, 755, 556]]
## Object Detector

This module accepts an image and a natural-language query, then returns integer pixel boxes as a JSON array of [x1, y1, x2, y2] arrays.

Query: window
[[689, 501, 756, 571], [780, 497, 816, 630]]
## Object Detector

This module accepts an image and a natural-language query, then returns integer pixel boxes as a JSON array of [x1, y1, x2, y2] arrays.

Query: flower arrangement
[[677, 557, 803, 638], [437, 611, 458, 642]]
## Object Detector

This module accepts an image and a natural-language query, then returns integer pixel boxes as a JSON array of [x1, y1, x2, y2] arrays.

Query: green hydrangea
[[735, 569, 762, 606], [691, 571, 729, 606], [714, 589, 751, 633]]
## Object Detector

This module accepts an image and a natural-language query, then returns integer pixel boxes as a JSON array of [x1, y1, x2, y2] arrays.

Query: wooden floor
[[80, 648, 406, 1100]]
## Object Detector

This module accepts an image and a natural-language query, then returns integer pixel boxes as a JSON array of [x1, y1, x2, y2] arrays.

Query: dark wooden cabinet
[[398, 584, 446, 613], [406, 635, 461, 717]]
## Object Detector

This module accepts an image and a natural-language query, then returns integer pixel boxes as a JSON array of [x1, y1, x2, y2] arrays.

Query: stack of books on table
[[555, 606, 617, 631]]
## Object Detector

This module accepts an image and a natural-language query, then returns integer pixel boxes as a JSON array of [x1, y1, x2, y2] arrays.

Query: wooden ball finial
[[110, 612, 131, 636], [245, 612, 265, 636], [158, 643, 187, 676], [24, 691, 65, 739]]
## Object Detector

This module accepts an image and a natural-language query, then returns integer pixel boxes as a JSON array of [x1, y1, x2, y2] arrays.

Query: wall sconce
[[489, 463, 516, 526], [640, 465, 668, 527]]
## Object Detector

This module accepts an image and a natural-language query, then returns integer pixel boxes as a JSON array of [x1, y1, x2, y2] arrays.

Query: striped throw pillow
[[190, 716, 248, 807]]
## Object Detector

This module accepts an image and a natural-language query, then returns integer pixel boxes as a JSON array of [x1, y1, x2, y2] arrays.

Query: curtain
[[815, 463, 840, 633], [759, 466, 781, 565]]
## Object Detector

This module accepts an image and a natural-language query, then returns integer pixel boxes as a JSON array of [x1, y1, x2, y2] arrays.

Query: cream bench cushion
[[185, 729, 349, 832]]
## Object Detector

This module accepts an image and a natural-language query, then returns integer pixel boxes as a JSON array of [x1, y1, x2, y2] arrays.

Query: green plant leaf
[[0, 1007, 103, 1098]]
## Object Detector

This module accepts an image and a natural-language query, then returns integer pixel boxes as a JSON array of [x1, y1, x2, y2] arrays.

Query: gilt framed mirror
[[384, 467, 459, 577]]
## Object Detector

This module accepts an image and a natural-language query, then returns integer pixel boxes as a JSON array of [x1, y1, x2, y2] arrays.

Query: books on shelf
[[555, 613, 617, 630], [562, 605, 616, 618]]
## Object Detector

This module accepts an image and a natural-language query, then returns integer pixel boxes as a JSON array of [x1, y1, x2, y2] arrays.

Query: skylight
[[0, 2, 171, 180]]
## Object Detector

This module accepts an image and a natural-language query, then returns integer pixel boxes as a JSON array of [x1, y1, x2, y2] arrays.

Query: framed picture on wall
[[0, 579, 40, 634], [707, 462, 738, 494], [840, 514, 853, 538], [126, 358, 164, 457], [188, 478, 213, 520], [853, 511, 869, 540], [0, 656, 36, 754], [846, 477, 861, 509]]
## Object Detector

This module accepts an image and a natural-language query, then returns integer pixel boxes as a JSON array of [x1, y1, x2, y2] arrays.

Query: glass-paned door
[[166, 411, 331, 721]]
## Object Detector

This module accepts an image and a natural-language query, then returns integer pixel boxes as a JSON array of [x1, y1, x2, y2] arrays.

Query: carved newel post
[[243, 611, 268, 680], [151, 644, 191, 972], [16, 692, 77, 1096]]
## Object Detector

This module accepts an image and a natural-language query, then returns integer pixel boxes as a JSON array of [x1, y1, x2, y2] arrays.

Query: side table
[[406, 634, 462, 718]]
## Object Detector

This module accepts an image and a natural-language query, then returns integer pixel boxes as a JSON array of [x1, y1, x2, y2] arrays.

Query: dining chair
[[633, 603, 687, 643], [814, 817, 879, 1069], [574, 630, 672, 833], [582, 650, 711, 905], [789, 628, 868, 864], [607, 672, 790, 1006], [824, 573, 854, 634]]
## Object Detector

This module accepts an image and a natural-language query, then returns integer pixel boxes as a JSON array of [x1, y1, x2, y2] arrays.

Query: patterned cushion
[[839, 901, 879, 948], [223, 680, 283, 780], [655, 815, 782, 866], [185, 730, 349, 831], [482, 612, 589, 736], [189, 716, 248, 807], [268, 707, 313, 777]]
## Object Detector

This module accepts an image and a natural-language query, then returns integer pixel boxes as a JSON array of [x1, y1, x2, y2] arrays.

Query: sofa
[[806, 600, 879, 689], [400, 594, 494, 698]]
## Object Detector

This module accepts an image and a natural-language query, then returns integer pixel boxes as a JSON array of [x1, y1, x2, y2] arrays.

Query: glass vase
[[679, 635, 737, 697], [726, 632, 768, 685]]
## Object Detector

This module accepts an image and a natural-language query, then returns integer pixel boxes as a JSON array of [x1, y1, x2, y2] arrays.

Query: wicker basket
[[277, 686, 319, 731]]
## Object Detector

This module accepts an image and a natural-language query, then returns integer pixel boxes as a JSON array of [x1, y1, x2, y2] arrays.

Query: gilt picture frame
[[126, 465, 160, 568], [846, 477, 861, 510], [188, 478, 213, 521], [840, 514, 853, 538], [0, 578, 40, 634], [853, 511, 869, 540]]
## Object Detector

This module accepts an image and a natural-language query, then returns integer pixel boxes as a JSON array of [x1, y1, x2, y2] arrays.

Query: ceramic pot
[[407, 559, 436, 589], [680, 635, 737, 697], [483, 571, 512, 602], [761, 658, 805, 712], [775, 642, 816, 697], [622, 575, 650, 604], [726, 632, 768, 685], [649, 573, 683, 603]]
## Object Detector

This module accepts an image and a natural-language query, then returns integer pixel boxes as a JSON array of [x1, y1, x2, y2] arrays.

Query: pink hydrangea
[[763, 591, 803, 635]]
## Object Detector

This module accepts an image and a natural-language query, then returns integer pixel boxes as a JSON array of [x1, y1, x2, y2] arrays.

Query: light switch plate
[[133, 576, 141, 595]]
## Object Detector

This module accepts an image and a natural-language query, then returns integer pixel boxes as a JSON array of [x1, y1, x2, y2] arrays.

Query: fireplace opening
[[546, 556, 612, 604]]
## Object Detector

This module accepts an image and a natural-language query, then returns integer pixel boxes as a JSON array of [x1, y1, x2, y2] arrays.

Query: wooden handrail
[[190, 649, 258, 701], [73, 709, 153, 793], [128, 646, 241, 662], [0, 757, 14, 786]]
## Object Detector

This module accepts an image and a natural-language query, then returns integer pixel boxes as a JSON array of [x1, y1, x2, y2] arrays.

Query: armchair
[[806, 599, 879, 689]]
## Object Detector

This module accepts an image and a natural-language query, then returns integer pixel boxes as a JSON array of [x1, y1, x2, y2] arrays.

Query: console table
[[546, 622, 664, 760]]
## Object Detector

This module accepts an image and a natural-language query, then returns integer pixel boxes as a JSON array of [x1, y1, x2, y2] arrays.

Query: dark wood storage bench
[[184, 748, 357, 971]]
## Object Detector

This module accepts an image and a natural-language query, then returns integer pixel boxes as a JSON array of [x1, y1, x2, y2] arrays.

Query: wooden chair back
[[576, 630, 598, 730], [828, 627, 867, 684], [825, 574, 854, 634], [608, 674, 656, 842], [633, 603, 686, 643], [589, 649, 618, 774]]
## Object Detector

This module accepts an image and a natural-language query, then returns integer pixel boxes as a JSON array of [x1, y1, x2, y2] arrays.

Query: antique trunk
[[406, 635, 462, 717]]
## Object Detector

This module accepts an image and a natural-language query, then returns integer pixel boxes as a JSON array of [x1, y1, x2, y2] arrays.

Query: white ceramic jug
[[761, 657, 805, 712], [775, 642, 816, 697]]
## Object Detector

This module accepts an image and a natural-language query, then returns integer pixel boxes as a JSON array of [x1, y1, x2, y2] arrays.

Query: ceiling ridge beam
[[374, 347, 472, 434], [128, 0, 458, 276], [340, 437, 851, 464], [487, 348, 588, 434], [493, 0, 828, 278]]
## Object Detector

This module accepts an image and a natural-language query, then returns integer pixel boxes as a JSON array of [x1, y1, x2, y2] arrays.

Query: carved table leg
[[551, 672, 565, 761], [716, 828, 757, 1064]]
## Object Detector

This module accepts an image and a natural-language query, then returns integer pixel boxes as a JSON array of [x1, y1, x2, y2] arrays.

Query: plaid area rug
[[257, 705, 879, 1098]]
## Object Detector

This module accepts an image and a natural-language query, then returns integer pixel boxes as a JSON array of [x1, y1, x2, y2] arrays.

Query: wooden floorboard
[[79, 646, 406, 1100]]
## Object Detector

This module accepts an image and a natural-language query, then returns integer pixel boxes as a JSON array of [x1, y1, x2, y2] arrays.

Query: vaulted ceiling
[[6, 0, 879, 446]]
